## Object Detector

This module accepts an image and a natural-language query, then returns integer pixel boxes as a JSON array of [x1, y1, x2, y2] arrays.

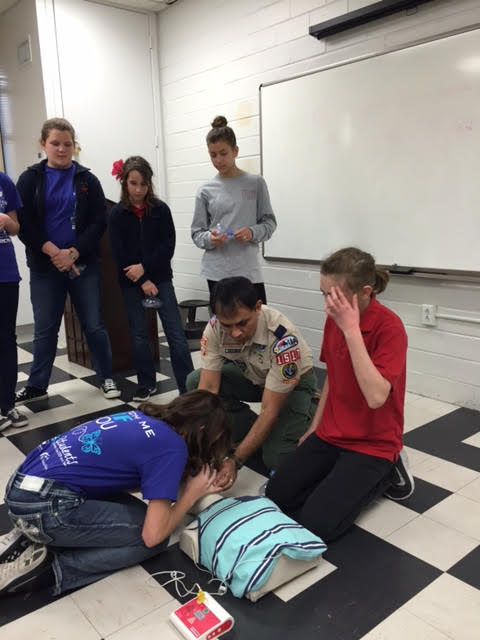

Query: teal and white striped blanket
[[197, 496, 327, 598]]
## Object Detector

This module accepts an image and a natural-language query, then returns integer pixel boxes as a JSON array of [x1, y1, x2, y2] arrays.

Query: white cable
[[147, 552, 285, 599], [148, 569, 227, 599]]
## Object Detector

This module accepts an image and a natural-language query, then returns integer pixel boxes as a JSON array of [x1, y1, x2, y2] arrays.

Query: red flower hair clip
[[111, 159, 124, 181]]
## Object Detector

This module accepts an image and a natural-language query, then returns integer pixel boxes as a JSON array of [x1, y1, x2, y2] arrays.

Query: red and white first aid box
[[169, 592, 234, 640]]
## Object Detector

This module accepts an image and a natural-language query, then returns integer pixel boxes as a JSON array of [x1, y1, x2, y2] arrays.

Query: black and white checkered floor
[[1, 336, 479, 639]]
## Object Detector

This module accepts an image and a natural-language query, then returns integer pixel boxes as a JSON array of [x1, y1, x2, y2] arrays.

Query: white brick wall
[[156, 0, 480, 409]]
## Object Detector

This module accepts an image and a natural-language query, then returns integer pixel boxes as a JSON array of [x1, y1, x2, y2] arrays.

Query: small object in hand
[[142, 296, 162, 309], [67, 263, 86, 279], [214, 223, 233, 238]]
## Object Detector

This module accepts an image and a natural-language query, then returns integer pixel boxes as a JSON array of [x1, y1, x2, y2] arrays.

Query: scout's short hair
[[213, 277, 259, 315]]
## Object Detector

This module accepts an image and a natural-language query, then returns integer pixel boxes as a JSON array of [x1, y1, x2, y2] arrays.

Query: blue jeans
[[0, 282, 19, 413], [5, 470, 167, 595], [121, 280, 193, 393], [28, 262, 113, 389]]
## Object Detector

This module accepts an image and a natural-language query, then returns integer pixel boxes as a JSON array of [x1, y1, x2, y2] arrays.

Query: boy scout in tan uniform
[[186, 277, 317, 488]]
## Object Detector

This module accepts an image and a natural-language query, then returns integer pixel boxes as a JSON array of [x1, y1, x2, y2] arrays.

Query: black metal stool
[[178, 299, 210, 351]]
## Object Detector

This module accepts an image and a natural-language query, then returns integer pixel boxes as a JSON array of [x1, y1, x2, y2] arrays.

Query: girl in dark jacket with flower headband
[[108, 156, 193, 400]]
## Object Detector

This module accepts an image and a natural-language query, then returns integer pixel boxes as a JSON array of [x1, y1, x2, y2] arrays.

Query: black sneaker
[[384, 449, 415, 501], [0, 529, 30, 564], [6, 408, 29, 428], [0, 543, 50, 595], [15, 387, 48, 405], [100, 378, 121, 399], [132, 386, 157, 402]]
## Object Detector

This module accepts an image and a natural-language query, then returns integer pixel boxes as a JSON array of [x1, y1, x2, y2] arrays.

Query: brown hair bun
[[211, 115, 228, 128]]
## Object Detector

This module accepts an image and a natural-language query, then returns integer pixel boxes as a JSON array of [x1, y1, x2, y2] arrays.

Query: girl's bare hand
[[325, 286, 360, 334], [124, 263, 144, 282], [185, 465, 221, 499], [141, 280, 158, 296], [233, 226, 252, 243], [210, 230, 227, 247]]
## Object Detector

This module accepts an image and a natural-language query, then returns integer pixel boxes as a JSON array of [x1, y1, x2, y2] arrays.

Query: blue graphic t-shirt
[[20, 410, 187, 501], [44, 164, 76, 249], [0, 172, 22, 283]]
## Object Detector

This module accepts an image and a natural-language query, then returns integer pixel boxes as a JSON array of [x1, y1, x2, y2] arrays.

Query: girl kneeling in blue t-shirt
[[0, 389, 230, 597]]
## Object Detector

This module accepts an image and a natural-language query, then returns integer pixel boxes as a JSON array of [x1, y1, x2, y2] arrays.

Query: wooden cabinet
[[64, 204, 159, 372]]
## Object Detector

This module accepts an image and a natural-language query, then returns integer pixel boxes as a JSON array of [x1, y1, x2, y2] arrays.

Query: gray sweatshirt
[[191, 172, 277, 282]]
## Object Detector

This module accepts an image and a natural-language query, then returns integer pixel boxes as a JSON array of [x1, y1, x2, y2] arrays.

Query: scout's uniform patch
[[272, 335, 298, 355], [199, 306, 313, 393], [275, 347, 300, 366], [281, 362, 299, 385]]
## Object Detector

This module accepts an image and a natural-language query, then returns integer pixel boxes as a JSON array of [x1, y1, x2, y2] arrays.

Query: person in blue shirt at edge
[[108, 155, 193, 401], [14, 118, 120, 404], [0, 172, 29, 431], [0, 390, 230, 597]]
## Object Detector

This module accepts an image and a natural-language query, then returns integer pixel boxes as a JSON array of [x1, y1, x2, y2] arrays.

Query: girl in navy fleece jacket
[[108, 156, 192, 400]]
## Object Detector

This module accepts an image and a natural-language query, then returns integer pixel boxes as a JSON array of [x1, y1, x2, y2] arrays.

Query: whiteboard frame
[[259, 26, 480, 281]]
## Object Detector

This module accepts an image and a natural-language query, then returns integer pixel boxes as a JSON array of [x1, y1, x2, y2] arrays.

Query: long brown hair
[[139, 390, 231, 477], [119, 156, 155, 210], [321, 247, 389, 294]]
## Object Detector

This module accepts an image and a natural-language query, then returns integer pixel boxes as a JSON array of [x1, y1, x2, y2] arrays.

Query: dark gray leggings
[[266, 434, 394, 543]]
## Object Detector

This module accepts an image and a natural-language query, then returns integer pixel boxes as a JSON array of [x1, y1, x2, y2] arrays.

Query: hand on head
[[325, 286, 360, 334], [185, 464, 223, 500]]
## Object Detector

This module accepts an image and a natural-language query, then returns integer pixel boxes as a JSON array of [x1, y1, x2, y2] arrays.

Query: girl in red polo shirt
[[266, 247, 412, 542]]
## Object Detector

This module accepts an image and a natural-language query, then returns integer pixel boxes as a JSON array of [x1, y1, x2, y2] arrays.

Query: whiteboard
[[260, 28, 480, 273]]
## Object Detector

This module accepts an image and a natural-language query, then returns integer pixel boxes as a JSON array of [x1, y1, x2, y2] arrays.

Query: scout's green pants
[[186, 362, 317, 471]]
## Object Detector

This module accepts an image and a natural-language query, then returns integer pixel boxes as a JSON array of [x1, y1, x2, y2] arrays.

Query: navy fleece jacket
[[108, 199, 175, 287]]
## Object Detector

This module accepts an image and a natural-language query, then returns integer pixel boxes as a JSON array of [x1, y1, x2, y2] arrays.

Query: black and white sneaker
[[15, 387, 48, 405], [0, 543, 50, 595], [0, 529, 30, 564], [5, 408, 29, 428], [384, 449, 415, 501], [132, 387, 157, 402], [100, 378, 121, 399], [0, 415, 11, 433]]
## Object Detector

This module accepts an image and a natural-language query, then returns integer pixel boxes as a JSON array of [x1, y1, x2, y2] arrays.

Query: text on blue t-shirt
[[20, 410, 188, 501]]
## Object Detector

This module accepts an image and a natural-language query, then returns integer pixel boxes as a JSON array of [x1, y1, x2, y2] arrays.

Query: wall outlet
[[421, 304, 437, 326]]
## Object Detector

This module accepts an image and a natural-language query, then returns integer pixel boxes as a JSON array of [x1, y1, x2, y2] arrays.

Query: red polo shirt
[[315, 296, 407, 461]]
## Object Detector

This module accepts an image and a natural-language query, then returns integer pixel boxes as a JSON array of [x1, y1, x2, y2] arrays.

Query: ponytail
[[373, 268, 389, 294], [321, 247, 389, 294]]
